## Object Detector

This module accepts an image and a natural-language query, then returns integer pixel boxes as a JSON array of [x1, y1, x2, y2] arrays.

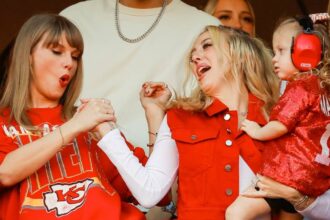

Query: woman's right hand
[[70, 98, 115, 134], [140, 81, 172, 113]]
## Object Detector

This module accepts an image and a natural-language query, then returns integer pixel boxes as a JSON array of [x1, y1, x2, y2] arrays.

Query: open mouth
[[196, 65, 211, 80], [59, 74, 71, 88]]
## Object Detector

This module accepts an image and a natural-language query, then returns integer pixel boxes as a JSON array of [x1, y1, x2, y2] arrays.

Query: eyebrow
[[215, 10, 252, 15], [201, 38, 211, 44], [215, 10, 232, 14], [190, 38, 211, 54], [241, 11, 253, 16]]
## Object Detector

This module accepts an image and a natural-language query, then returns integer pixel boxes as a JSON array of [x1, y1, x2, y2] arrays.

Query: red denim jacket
[[167, 95, 266, 220]]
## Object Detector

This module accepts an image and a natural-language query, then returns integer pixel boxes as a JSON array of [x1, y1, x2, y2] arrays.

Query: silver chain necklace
[[115, 0, 168, 43]]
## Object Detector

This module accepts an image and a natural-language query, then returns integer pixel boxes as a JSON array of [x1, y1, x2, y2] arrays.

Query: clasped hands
[[73, 81, 171, 140]]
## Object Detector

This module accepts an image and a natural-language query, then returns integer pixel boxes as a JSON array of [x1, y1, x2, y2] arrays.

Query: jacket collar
[[205, 98, 228, 116], [205, 94, 267, 125]]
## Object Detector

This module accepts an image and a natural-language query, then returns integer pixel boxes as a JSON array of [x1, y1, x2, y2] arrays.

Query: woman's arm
[[97, 115, 178, 208], [242, 175, 330, 220], [0, 100, 114, 188], [97, 82, 177, 207]]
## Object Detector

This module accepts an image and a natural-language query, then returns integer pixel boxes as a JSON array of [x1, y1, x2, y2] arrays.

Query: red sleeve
[[270, 79, 316, 131], [0, 116, 18, 164]]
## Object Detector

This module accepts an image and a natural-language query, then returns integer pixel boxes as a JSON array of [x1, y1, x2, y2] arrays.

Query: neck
[[29, 96, 59, 109], [119, 0, 171, 8], [213, 82, 248, 112]]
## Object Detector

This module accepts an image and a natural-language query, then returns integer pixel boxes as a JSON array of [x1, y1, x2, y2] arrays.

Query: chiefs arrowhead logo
[[43, 179, 93, 216]]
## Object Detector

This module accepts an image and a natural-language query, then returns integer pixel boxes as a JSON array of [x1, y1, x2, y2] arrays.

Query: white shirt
[[61, 0, 219, 149]]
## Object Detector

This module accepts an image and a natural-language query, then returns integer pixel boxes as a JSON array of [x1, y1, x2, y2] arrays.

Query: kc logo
[[315, 123, 330, 166], [44, 179, 93, 216]]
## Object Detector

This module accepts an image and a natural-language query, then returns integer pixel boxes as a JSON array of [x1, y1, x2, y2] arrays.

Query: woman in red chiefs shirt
[[0, 13, 146, 220]]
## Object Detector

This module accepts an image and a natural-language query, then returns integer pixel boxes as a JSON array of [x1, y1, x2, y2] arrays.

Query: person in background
[[95, 25, 280, 220], [0, 13, 147, 220], [226, 16, 330, 220], [204, 0, 255, 36], [60, 0, 219, 150]]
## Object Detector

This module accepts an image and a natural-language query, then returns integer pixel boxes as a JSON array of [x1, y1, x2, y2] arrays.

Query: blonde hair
[[171, 25, 279, 115], [204, 0, 256, 36], [274, 17, 330, 95], [0, 14, 84, 128]]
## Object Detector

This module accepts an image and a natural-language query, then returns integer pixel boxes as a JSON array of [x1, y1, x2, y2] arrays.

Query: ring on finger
[[254, 178, 260, 191]]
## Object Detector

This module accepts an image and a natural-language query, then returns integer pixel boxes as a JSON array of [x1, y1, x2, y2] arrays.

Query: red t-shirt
[[0, 106, 146, 220], [260, 75, 330, 196]]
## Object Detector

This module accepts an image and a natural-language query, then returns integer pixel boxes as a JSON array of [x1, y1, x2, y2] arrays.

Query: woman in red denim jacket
[[96, 25, 279, 220]]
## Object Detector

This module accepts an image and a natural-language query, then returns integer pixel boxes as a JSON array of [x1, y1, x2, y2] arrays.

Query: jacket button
[[225, 140, 232, 147], [225, 188, 233, 196], [226, 128, 232, 134], [224, 113, 231, 121], [224, 164, 232, 172], [191, 135, 197, 140]]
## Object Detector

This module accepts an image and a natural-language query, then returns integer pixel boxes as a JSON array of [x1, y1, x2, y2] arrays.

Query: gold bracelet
[[293, 195, 309, 210], [148, 131, 158, 136], [58, 126, 65, 147]]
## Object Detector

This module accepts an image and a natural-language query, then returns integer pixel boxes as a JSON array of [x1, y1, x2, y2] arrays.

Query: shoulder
[[60, 0, 104, 18], [167, 108, 208, 128], [167, 108, 194, 122], [0, 108, 11, 124], [286, 74, 319, 97], [168, 0, 220, 26]]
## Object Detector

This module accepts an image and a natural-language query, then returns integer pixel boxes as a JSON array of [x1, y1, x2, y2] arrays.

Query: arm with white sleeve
[[98, 115, 178, 208]]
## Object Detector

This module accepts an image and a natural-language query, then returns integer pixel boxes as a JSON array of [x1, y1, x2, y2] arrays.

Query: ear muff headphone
[[291, 17, 324, 71]]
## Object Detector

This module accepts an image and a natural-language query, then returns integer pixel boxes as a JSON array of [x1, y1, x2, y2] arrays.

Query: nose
[[272, 54, 278, 65], [191, 50, 203, 63], [230, 17, 243, 30], [63, 53, 74, 70]]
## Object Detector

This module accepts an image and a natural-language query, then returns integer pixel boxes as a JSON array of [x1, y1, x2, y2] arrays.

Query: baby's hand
[[241, 119, 262, 139]]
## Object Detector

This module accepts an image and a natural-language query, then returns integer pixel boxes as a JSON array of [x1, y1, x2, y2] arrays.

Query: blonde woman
[[205, 0, 255, 36], [96, 25, 279, 220]]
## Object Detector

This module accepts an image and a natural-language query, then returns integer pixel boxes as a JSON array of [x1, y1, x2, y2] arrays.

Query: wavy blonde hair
[[204, 0, 256, 36], [0, 14, 84, 128], [171, 25, 279, 116]]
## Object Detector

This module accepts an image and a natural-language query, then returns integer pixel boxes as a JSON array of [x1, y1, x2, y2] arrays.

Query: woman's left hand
[[242, 174, 299, 199], [242, 174, 316, 210]]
